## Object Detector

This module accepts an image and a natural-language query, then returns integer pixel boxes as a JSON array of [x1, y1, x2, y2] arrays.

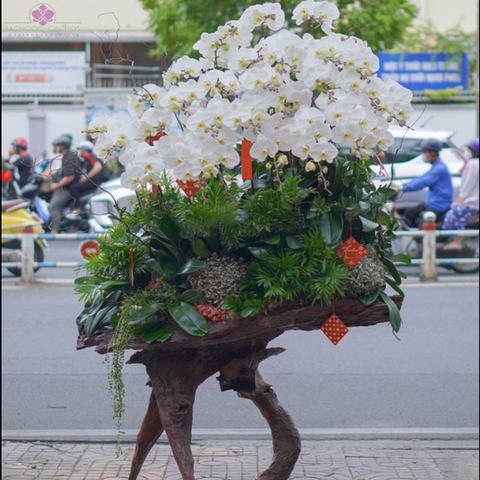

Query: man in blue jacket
[[394, 138, 453, 228]]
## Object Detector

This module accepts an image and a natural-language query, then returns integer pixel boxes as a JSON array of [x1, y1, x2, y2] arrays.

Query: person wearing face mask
[[441, 138, 479, 250], [393, 138, 453, 228]]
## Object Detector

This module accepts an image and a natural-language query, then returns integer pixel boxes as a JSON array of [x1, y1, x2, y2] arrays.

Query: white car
[[87, 178, 136, 233]]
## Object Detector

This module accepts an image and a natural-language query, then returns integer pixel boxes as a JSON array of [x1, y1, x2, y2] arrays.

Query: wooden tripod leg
[[218, 348, 301, 480], [147, 359, 199, 480], [128, 389, 164, 480]]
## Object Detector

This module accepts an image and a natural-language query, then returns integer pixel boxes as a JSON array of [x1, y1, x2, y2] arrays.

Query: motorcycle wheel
[[448, 236, 479, 274], [6, 241, 45, 277]]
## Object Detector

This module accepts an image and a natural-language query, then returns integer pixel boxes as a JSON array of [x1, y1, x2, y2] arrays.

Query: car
[[381, 127, 459, 164], [87, 178, 137, 233]]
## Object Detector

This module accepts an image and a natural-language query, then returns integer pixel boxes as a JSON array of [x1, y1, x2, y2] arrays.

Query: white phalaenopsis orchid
[[91, 0, 413, 190]]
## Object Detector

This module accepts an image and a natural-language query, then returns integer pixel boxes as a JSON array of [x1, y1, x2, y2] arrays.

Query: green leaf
[[169, 302, 209, 336], [240, 299, 262, 318], [144, 325, 174, 343], [157, 257, 179, 278], [384, 257, 402, 284], [357, 289, 380, 306], [248, 246, 269, 260], [221, 295, 243, 312], [320, 213, 343, 245], [385, 277, 405, 297], [359, 216, 379, 232], [261, 234, 281, 245], [125, 304, 161, 325], [132, 320, 162, 336], [389, 253, 412, 265], [379, 291, 402, 333], [191, 237, 211, 257], [285, 235, 303, 249], [177, 259, 205, 275], [156, 214, 181, 244], [99, 279, 129, 288], [179, 289, 202, 305]]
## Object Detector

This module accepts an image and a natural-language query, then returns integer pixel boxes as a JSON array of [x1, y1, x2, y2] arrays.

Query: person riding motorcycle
[[393, 138, 453, 228], [68, 141, 105, 215], [44, 135, 82, 234], [441, 137, 479, 251], [7, 137, 35, 188]]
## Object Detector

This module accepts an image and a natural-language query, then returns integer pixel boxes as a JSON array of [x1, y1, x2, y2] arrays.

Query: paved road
[[2, 268, 478, 441]]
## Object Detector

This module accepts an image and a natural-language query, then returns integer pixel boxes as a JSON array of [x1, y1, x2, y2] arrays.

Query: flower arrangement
[[76, 0, 413, 346]]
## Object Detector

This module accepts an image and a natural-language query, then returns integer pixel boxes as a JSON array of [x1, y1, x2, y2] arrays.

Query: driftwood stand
[[77, 296, 402, 480]]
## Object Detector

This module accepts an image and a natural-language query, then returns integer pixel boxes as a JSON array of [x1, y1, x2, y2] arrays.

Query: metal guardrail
[[2, 220, 478, 282]]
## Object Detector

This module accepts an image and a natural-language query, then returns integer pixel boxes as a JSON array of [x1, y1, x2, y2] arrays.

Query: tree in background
[[140, 0, 418, 60]]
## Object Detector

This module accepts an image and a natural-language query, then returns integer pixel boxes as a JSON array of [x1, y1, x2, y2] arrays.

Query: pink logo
[[31, 4, 54, 26]]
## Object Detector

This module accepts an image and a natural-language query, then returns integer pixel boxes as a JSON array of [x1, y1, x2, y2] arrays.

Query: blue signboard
[[376, 52, 469, 92]]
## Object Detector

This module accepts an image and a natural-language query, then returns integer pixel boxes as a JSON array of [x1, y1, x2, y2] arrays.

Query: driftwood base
[[127, 346, 300, 480], [77, 296, 403, 480]]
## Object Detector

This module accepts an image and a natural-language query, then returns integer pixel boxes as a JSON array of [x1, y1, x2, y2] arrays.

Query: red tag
[[176, 179, 204, 198], [321, 314, 349, 345], [241, 139, 253, 180], [338, 236, 368, 268]]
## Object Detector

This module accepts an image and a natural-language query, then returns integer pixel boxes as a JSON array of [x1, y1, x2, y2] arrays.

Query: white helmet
[[78, 140, 94, 151]]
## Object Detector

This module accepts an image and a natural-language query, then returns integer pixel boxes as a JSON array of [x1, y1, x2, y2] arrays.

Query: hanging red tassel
[[241, 139, 253, 180]]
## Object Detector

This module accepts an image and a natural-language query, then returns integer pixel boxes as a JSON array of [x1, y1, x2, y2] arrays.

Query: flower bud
[[387, 115, 393, 123], [277, 154, 289, 165], [322, 166, 328, 174], [277, 170, 284, 177], [305, 161, 316, 172], [377, 151, 385, 158], [211, 87, 221, 96], [266, 162, 273, 170]]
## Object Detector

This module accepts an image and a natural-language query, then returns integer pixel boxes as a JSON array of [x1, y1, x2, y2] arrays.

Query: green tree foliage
[[139, 0, 418, 59]]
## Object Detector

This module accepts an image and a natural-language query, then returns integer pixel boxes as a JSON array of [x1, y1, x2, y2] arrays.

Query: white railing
[[2, 219, 478, 283]]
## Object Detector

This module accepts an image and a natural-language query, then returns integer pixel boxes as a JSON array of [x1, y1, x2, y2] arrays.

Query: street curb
[[2, 427, 478, 443]]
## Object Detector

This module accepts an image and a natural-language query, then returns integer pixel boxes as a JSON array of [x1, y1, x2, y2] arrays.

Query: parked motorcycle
[[387, 202, 479, 274], [2, 198, 48, 276]]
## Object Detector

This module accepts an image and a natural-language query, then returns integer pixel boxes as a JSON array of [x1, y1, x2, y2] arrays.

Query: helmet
[[415, 138, 442, 153], [12, 137, 28, 149], [52, 135, 71, 149], [466, 138, 479, 155], [77, 140, 94, 151]]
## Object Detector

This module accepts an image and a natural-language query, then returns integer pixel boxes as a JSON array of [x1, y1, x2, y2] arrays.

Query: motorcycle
[[12, 173, 98, 234], [2, 198, 48, 276], [387, 201, 479, 274]]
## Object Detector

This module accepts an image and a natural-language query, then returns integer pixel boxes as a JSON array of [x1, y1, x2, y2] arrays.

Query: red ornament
[[145, 131, 166, 146], [338, 236, 368, 268], [176, 179, 205, 198], [321, 314, 349, 345]]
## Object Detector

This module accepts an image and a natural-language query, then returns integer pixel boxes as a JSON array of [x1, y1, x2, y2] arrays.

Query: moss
[[344, 245, 386, 296], [188, 253, 248, 307]]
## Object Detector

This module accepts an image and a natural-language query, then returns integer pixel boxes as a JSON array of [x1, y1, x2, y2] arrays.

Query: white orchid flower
[[308, 138, 338, 163], [251, 134, 279, 161], [292, 133, 317, 160]]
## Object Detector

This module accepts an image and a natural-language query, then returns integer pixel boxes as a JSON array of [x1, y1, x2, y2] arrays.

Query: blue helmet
[[415, 138, 442, 153]]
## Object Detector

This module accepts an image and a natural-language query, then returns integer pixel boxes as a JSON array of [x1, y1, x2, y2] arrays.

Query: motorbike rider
[[441, 137, 479, 251], [393, 138, 453, 228], [44, 135, 82, 234], [7, 137, 35, 188], [67, 141, 105, 215]]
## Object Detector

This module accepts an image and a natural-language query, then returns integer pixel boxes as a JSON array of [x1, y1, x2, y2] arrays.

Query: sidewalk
[[2, 439, 478, 479]]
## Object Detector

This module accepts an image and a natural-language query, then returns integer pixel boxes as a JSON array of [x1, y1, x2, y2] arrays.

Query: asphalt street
[[1, 241, 479, 443]]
